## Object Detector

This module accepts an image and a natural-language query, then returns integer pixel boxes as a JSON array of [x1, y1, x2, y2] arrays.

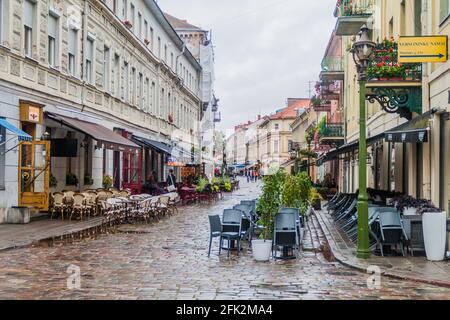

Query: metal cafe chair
[[221, 209, 243, 257]]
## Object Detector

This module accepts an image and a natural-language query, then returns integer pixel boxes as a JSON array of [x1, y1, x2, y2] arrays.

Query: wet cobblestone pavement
[[1, 179, 450, 300]]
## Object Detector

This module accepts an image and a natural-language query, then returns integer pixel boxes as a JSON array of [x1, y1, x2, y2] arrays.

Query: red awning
[[46, 112, 140, 153]]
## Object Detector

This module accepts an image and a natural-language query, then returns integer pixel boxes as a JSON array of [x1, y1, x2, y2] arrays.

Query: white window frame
[[24, 0, 36, 58], [103, 46, 110, 92], [68, 28, 78, 77], [47, 11, 59, 67], [86, 36, 95, 84]]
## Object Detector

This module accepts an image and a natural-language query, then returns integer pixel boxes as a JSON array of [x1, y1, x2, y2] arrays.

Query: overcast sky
[[158, 0, 336, 134]]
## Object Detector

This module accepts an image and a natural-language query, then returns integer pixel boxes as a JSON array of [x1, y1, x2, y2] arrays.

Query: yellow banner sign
[[398, 36, 448, 63]]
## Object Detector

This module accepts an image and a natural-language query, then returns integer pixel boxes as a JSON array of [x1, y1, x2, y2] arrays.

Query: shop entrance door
[[18, 141, 51, 211]]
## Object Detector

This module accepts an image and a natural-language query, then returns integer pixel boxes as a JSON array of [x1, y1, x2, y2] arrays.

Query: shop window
[[390, 143, 396, 192]]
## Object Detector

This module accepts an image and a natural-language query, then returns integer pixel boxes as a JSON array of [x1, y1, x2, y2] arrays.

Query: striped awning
[[0, 118, 32, 142]]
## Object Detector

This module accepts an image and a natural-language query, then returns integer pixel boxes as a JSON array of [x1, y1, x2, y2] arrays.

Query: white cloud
[[158, 0, 337, 131]]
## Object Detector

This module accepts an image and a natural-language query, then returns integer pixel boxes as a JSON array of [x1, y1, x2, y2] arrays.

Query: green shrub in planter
[[66, 173, 79, 186], [103, 175, 113, 189], [256, 169, 286, 240], [84, 174, 94, 186]]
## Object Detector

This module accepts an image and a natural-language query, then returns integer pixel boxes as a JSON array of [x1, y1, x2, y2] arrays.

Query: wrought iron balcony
[[334, 0, 374, 36], [320, 57, 344, 81], [365, 40, 423, 120], [319, 122, 344, 146], [319, 80, 341, 101]]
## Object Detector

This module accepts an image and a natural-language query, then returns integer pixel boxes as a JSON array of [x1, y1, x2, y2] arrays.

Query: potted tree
[[310, 188, 323, 210], [253, 169, 286, 261]]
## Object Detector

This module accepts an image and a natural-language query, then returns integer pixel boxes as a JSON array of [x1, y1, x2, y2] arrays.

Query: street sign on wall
[[398, 36, 448, 63]]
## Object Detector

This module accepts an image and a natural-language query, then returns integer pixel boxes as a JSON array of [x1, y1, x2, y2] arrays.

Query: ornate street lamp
[[351, 25, 376, 259]]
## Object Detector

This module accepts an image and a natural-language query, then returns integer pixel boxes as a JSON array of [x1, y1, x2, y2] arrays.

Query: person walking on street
[[166, 169, 177, 192]]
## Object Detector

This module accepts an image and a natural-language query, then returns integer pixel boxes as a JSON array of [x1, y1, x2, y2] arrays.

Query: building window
[[274, 140, 279, 154], [138, 72, 143, 108], [103, 46, 110, 91], [86, 37, 94, 84], [114, 54, 120, 96], [123, 61, 129, 101], [122, 0, 127, 20], [144, 20, 148, 40], [68, 28, 77, 76], [131, 67, 136, 105], [160, 88, 165, 117], [24, 0, 35, 57], [151, 81, 156, 114], [171, 52, 174, 70], [274, 123, 279, 130], [130, 3, 135, 31], [157, 37, 161, 58], [48, 13, 58, 67], [113, 0, 118, 14], [145, 77, 149, 112], [164, 45, 168, 62], [150, 27, 154, 51], [440, 0, 450, 23], [138, 12, 142, 39]]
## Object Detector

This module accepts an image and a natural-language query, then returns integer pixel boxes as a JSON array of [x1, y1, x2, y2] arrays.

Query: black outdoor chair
[[221, 209, 243, 257], [279, 207, 303, 244], [208, 214, 223, 257], [378, 210, 408, 256], [273, 213, 299, 259]]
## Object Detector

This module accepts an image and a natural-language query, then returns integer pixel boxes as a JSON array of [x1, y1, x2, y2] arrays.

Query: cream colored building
[[319, 0, 449, 212], [257, 98, 310, 174], [0, 0, 202, 218]]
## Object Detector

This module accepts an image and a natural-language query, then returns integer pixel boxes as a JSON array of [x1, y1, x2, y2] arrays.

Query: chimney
[[258, 115, 261, 120], [248, 121, 251, 125]]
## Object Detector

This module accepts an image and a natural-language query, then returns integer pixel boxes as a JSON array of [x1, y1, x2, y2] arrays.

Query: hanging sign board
[[398, 36, 448, 63]]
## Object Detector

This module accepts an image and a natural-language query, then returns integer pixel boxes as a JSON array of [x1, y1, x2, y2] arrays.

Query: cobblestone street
[[0, 179, 449, 300]]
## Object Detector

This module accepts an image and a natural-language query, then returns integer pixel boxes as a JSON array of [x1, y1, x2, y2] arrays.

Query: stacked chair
[[207, 198, 260, 258], [327, 192, 408, 256]]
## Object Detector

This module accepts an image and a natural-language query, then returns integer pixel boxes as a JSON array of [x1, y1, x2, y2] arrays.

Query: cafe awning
[[46, 112, 140, 153], [0, 118, 32, 142], [316, 132, 385, 165], [385, 109, 435, 143], [132, 135, 172, 155]]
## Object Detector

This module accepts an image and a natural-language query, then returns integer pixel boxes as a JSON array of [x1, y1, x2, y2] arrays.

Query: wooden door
[[18, 141, 50, 211]]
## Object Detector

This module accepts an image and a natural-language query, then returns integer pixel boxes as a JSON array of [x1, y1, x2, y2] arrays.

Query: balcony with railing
[[318, 121, 345, 146], [333, 0, 374, 36], [365, 38, 423, 119], [320, 57, 344, 81], [318, 80, 341, 101]]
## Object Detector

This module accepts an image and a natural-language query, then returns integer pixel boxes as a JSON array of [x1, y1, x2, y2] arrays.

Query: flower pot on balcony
[[252, 240, 272, 261], [422, 211, 447, 261]]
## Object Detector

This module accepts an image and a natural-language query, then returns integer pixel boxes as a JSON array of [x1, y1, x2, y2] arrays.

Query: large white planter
[[422, 211, 447, 261], [403, 207, 418, 216], [252, 240, 272, 261]]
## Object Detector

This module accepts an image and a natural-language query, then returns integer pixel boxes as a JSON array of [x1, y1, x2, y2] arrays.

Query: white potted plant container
[[422, 210, 447, 261], [403, 207, 418, 216], [252, 240, 272, 261]]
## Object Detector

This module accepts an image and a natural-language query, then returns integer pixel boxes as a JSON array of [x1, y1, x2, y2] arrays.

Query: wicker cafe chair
[[158, 196, 171, 216], [51, 192, 67, 220], [149, 197, 162, 220], [70, 193, 87, 221]]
